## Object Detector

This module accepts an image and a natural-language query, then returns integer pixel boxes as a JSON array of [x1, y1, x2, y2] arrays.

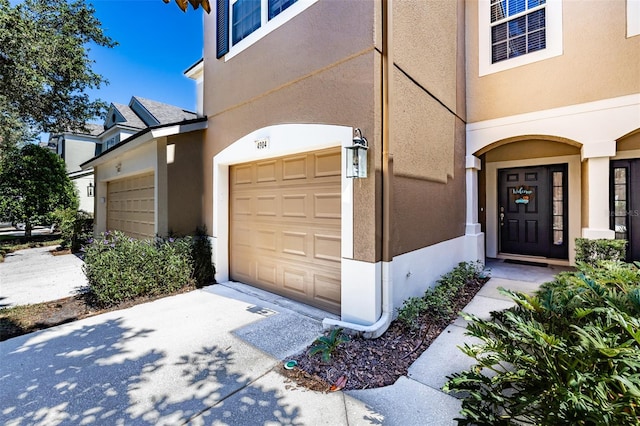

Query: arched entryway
[[475, 136, 582, 264]]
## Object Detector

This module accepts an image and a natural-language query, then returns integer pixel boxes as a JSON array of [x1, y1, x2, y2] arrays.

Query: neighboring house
[[81, 93, 207, 239], [48, 124, 103, 213], [465, 0, 640, 264]]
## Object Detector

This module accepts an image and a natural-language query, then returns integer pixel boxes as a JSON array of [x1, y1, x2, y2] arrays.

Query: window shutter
[[216, 0, 229, 58]]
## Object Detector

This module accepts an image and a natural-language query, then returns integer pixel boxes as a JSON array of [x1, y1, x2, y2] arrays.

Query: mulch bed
[[281, 276, 487, 391]]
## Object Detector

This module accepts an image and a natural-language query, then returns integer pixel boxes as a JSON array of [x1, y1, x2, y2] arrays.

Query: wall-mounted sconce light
[[345, 128, 368, 178], [115, 162, 122, 173], [87, 182, 94, 197]]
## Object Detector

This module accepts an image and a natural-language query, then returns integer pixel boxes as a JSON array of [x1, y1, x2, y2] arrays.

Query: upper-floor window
[[217, 0, 317, 60], [490, 0, 546, 63], [479, 0, 563, 76]]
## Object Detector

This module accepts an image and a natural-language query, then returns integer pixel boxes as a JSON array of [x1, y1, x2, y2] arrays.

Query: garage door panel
[[256, 195, 277, 216], [314, 273, 341, 306], [256, 262, 277, 286], [257, 160, 277, 182], [230, 148, 341, 314], [283, 156, 308, 180], [282, 231, 307, 256], [282, 194, 307, 217], [314, 151, 341, 177], [314, 193, 341, 219], [314, 234, 341, 263], [282, 268, 307, 294]]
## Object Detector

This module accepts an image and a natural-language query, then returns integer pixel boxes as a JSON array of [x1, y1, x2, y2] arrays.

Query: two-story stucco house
[[81, 0, 640, 338]]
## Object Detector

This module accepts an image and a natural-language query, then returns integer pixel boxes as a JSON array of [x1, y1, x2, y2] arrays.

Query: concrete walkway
[[0, 250, 571, 425], [0, 246, 88, 308]]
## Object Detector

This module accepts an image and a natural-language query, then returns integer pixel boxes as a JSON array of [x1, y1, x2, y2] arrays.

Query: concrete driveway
[[0, 246, 88, 307], [0, 284, 391, 425]]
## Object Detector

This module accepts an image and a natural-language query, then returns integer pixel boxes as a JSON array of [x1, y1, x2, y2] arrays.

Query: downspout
[[324, 0, 393, 339]]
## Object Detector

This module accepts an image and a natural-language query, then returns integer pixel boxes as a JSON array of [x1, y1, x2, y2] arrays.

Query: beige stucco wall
[[466, 0, 640, 123], [202, 0, 467, 263], [388, 0, 467, 256], [485, 139, 581, 163], [203, 0, 380, 262], [167, 132, 204, 236]]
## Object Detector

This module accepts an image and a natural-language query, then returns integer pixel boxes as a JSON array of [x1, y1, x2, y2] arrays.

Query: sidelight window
[[552, 170, 564, 245], [612, 167, 628, 240]]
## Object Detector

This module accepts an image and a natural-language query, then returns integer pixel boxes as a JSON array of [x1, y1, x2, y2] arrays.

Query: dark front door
[[611, 159, 640, 262], [498, 165, 568, 259]]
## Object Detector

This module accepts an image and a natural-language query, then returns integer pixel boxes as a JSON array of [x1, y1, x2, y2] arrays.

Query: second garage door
[[230, 148, 342, 314], [107, 172, 155, 239]]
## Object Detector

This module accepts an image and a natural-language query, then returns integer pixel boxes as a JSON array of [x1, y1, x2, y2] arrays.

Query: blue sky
[[86, 0, 204, 116]]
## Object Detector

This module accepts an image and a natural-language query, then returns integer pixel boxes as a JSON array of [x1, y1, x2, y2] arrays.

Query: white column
[[465, 155, 485, 262], [465, 155, 482, 235], [581, 141, 616, 240], [155, 137, 168, 237]]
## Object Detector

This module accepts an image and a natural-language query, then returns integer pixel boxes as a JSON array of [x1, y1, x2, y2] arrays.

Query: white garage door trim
[[213, 124, 354, 286]]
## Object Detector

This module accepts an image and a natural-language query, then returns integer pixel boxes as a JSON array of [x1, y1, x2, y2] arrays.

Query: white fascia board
[[150, 120, 207, 139], [82, 120, 207, 170]]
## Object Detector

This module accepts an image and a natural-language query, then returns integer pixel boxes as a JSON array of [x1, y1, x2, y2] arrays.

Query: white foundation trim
[[485, 155, 581, 265], [212, 124, 353, 284], [325, 234, 483, 336]]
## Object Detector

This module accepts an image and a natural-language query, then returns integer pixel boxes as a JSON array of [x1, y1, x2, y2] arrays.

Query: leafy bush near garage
[[191, 225, 216, 288], [52, 208, 93, 252], [444, 261, 640, 425], [83, 231, 195, 306], [575, 237, 627, 265]]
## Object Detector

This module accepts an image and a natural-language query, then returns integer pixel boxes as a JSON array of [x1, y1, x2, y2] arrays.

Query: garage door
[[230, 148, 342, 314], [107, 172, 155, 239]]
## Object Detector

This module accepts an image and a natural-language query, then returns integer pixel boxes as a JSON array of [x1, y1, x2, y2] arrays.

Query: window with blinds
[[490, 0, 547, 63]]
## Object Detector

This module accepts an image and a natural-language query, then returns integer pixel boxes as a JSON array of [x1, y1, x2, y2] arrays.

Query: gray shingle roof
[[112, 102, 147, 129], [132, 96, 197, 125]]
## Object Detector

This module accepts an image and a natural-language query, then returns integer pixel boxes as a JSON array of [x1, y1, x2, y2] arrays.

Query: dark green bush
[[191, 225, 215, 288], [53, 208, 93, 252], [575, 237, 627, 265], [397, 261, 483, 330], [83, 231, 195, 306], [444, 261, 640, 425]]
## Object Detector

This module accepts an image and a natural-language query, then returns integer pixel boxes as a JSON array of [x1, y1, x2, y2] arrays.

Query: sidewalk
[[343, 259, 572, 424]]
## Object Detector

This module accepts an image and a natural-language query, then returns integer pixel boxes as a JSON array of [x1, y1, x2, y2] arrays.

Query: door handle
[[500, 206, 504, 226]]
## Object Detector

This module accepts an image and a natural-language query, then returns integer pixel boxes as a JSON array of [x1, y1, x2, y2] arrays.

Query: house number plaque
[[255, 138, 270, 150]]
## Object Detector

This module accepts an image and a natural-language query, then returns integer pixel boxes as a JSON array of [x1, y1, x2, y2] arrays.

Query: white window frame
[[225, 0, 318, 61], [478, 0, 563, 76], [629, 0, 640, 37]]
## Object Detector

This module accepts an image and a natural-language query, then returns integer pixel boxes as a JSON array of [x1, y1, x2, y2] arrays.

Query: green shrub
[[444, 261, 640, 425], [53, 208, 93, 252], [575, 237, 627, 265], [397, 261, 483, 329], [191, 225, 215, 288], [83, 231, 195, 306], [308, 328, 350, 363]]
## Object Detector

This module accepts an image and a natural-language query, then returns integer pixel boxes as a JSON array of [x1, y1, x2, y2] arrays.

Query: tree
[[163, 0, 211, 13], [0, 0, 115, 149], [0, 144, 78, 237]]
